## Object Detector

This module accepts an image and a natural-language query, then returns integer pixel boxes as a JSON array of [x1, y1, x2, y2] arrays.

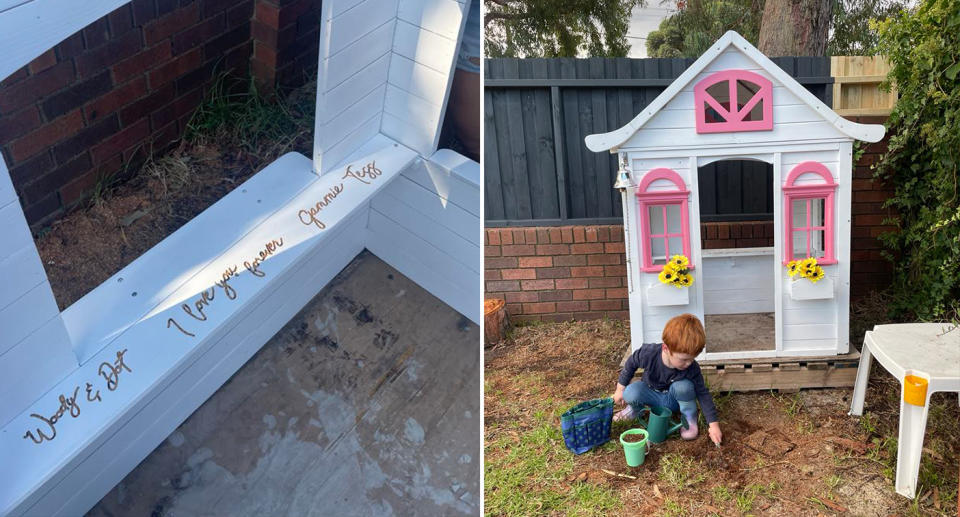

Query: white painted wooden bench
[[0, 1, 479, 515]]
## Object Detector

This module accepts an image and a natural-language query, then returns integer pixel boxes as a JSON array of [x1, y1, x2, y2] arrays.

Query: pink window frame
[[635, 168, 693, 273], [694, 70, 773, 134], [782, 161, 838, 265]]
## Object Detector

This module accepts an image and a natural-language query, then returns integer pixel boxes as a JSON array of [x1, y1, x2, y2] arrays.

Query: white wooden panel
[[381, 112, 433, 159], [783, 323, 837, 341], [326, 0, 365, 19], [366, 210, 479, 322], [318, 83, 387, 149], [664, 86, 803, 111], [388, 54, 448, 106], [0, 0, 34, 14], [393, 20, 457, 74], [20, 220, 366, 517], [0, 315, 76, 428], [400, 156, 480, 216], [0, 245, 48, 311], [700, 48, 761, 73], [397, 0, 464, 40], [322, 113, 382, 173], [773, 152, 783, 353], [781, 307, 837, 325], [384, 83, 442, 130], [0, 143, 418, 516], [0, 0, 127, 81], [0, 281, 60, 356], [428, 148, 481, 186], [381, 174, 477, 241], [370, 191, 479, 273], [632, 142, 839, 161], [62, 153, 318, 363], [0, 157, 17, 208], [781, 338, 838, 353], [319, 53, 390, 125], [781, 150, 839, 168], [627, 121, 848, 151], [327, 0, 397, 57], [835, 141, 853, 353], [0, 200, 35, 263], [323, 20, 394, 90], [645, 104, 823, 130]]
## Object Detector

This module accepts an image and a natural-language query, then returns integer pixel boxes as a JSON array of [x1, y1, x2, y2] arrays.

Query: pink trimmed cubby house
[[586, 31, 886, 361]]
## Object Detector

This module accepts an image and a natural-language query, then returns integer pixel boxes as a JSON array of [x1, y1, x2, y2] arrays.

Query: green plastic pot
[[619, 428, 649, 467]]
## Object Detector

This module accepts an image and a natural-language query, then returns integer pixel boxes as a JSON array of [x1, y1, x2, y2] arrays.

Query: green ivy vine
[[873, 0, 960, 321]]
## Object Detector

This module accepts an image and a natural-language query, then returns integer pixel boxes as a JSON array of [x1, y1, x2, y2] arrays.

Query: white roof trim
[[584, 31, 886, 152]]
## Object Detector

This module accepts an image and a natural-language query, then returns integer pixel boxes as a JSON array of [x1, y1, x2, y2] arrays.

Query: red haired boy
[[613, 313, 723, 444]]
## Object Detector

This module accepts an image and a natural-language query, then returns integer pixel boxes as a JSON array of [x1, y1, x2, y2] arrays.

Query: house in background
[[585, 31, 885, 360]]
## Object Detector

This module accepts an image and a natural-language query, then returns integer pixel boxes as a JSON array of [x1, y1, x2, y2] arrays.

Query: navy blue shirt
[[618, 343, 719, 423]]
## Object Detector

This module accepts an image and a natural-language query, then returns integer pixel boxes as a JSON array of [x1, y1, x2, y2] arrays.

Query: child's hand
[[708, 422, 723, 445], [613, 383, 625, 405]]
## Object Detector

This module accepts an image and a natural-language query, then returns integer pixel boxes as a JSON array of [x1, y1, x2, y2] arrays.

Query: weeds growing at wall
[[185, 73, 315, 162], [873, 0, 960, 321]]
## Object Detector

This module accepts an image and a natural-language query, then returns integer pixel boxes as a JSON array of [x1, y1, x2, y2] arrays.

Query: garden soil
[[485, 319, 958, 516]]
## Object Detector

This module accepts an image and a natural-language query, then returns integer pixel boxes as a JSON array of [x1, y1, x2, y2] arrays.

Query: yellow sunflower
[[808, 266, 825, 283], [679, 274, 694, 287], [786, 260, 801, 277], [800, 257, 818, 270], [658, 268, 677, 285], [670, 254, 689, 269]]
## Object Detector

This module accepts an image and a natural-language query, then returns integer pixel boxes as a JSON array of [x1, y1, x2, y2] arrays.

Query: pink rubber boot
[[680, 412, 699, 440]]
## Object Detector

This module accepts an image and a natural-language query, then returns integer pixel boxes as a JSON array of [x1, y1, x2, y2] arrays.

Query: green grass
[[735, 482, 780, 514], [712, 485, 733, 503], [485, 404, 620, 516], [660, 499, 684, 517], [184, 72, 314, 160], [658, 453, 705, 489]]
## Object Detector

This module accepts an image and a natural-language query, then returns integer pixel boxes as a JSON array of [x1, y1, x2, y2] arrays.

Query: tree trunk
[[484, 298, 509, 345], [758, 0, 832, 56]]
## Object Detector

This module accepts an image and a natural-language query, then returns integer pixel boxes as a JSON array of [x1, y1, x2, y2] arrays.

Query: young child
[[612, 313, 723, 445]]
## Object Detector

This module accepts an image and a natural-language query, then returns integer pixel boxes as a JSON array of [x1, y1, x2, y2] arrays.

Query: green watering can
[[640, 406, 688, 443]]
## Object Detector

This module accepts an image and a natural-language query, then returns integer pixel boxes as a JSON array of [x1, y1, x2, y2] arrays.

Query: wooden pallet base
[[700, 351, 861, 392], [622, 349, 862, 392]]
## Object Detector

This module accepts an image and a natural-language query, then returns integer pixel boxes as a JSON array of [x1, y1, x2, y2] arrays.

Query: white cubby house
[[586, 31, 885, 361]]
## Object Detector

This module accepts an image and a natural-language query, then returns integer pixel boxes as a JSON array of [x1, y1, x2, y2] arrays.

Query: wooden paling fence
[[831, 56, 896, 117], [485, 56, 895, 228]]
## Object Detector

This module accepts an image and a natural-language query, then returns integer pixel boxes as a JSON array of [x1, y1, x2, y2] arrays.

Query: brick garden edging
[[0, 0, 320, 231], [484, 139, 896, 322]]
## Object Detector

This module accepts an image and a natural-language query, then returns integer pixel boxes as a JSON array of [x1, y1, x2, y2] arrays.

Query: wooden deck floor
[[705, 312, 776, 353], [86, 251, 480, 517]]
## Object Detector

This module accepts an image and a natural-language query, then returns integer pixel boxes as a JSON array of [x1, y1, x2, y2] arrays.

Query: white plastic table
[[849, 323, 960, 498]]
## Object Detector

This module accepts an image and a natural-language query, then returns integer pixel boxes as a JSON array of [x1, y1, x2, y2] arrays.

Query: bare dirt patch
[[485, 319, 958, 516]]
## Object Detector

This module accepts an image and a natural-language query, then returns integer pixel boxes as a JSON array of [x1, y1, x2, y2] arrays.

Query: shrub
[[873, 0, 960, 321]]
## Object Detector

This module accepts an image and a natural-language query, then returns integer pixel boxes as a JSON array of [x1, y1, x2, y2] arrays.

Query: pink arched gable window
[[783, 161, 838, 265], [636, 168, 692, 272], [694, 70, 773, 133]]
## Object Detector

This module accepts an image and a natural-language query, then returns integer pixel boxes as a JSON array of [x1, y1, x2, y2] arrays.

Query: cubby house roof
[[584, 31, 885, 153]]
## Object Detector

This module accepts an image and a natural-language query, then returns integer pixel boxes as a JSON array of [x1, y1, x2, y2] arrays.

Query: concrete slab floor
[[87, 251, 481, 517]]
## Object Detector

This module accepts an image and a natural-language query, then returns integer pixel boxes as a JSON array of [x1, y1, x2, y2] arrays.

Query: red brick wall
[[850, 134, 895, 298], [0, 0, 322, 231], [701, 221, 774, 249], [485, 131, 897, 320], [250, 0, 322, 94], [484, 226, 630, 323]]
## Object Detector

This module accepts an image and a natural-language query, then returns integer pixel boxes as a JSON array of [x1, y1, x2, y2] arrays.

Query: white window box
[[646, 282, 689, 306], [788, 276, 834, 301]]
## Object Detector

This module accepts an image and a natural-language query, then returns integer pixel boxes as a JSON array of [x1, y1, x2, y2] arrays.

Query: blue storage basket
[[560, 397, 614, 454]]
